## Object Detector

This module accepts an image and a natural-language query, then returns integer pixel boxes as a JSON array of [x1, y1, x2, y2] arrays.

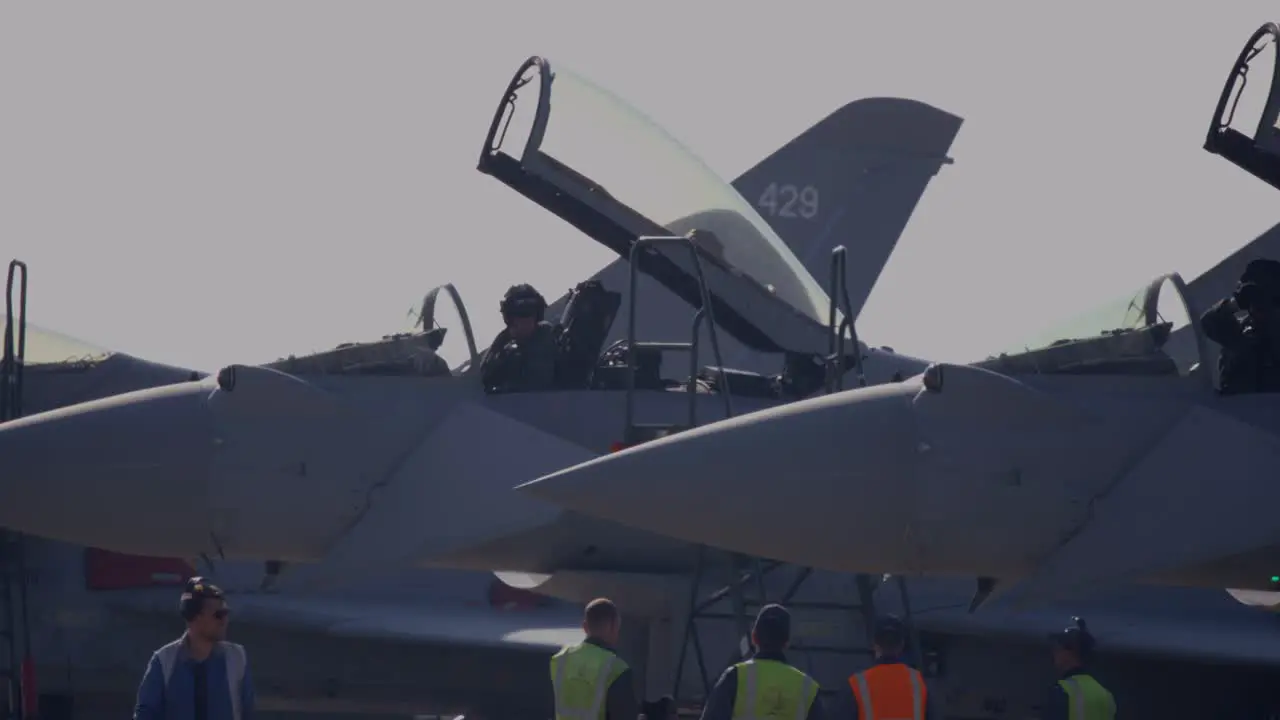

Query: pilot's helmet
[[501, 284, 548, 322], [1241, 258, 1280, 288]]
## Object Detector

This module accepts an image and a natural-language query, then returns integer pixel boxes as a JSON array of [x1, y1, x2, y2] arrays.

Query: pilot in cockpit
[[479, 283, 558, 393], [1200, 258, 1280, 395]]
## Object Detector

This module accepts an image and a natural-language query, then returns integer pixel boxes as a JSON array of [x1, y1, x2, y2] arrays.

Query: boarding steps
[[617, 242, 920, 710], [1, 260, 34, 720]]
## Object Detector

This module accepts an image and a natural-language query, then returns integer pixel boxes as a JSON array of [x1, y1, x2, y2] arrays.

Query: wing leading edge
[[105, 592, 585, 652]]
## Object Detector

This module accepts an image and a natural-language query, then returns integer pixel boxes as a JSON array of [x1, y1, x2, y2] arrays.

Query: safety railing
[[622, 235, 732, 444]]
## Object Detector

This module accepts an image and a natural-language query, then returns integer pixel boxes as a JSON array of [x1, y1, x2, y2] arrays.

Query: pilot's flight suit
[[479, 320, 558, 392], [1200, 296, 1280, 394]]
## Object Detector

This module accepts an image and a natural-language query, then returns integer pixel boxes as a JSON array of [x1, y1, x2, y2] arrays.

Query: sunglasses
[[212, 609, 230, 621]]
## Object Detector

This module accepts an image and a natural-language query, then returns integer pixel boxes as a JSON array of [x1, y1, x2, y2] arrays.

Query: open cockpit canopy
[[983, 273, 1210, 380], [1205, 22, 1280, 192], [476, 56, 835, 356]]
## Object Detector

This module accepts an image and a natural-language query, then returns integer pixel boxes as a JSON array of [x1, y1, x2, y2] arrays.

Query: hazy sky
[[2, 2, 1278, 371]]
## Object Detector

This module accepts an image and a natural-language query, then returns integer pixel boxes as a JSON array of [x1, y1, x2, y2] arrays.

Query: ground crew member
[[1042, 617, 1114, 720], [480, 283, 558, 393], [550, 597, 639, 720], [134, 577, 255, 720], [837, 615, 934, 720], [699, 603, 824, 720]]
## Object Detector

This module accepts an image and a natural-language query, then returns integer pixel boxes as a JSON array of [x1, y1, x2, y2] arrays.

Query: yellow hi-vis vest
[[550, 642, 628, 720], [1057, 674, 1115, 720], [730, 658, 819, 720]]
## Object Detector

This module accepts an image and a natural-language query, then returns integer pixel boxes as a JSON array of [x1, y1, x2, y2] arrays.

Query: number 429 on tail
[[757, 183, 819, 220]]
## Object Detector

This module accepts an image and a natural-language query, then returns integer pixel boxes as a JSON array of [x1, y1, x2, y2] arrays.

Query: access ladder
[[665, 247, 921, 710], [620, 234, 732, 446], [1, 260, 34, 720]]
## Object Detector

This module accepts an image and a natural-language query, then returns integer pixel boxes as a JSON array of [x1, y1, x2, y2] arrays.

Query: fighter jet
[[0, 260, 204, 421], [0, 56, 959, 598], [0, 261, 595, 718], [520, 25, 1280, 612]]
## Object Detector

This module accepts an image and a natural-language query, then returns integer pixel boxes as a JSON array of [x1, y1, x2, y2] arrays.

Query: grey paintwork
[[4, 323, 204, 415], [0, 325, 588, 716], [522, 252, 1280, 607], [19, 536, 585, 718], [0, 57, 957, 593]]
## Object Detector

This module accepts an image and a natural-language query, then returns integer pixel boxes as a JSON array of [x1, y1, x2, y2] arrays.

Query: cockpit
[[979, 273, 1209, 382], [475, 56, 837, 358], [267, 283, 477, 379], [263, 57, 858, 399], [0, 321, 115, 369]]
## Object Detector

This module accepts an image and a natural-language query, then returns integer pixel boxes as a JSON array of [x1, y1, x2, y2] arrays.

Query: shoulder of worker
[[714, 662, 741, 687], [697, 665, 740, 720], [217, 641, 247, 656], [151, 637, 186, 661], [1040, 680, 1070, 720]]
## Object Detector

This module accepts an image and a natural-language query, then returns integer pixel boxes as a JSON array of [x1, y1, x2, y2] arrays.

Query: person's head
[[872, 615, 906, 659], [501, 284, 547, 341], [750, 604, 792, 655], [180, 577, 229, 642], [1049, 616, 1095, 672], [582, 597, 621, 646], [1237, 259, 1280, 320]]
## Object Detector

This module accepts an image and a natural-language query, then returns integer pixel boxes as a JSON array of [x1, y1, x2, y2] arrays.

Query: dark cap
[[1049, 616, 1095, 657], [182, 576, 223, 601], [873, 615, 906, 647], [752, 603, 791, 650], [179, 576, 225, 621]]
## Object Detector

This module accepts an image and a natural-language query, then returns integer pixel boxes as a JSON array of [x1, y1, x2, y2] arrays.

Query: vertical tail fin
[[544, 98, 963, 373], [732, 98, 962, 320], [1184, 221, 1280, 314]]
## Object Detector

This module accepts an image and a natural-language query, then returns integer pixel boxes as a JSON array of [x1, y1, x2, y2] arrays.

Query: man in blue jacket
[[134, 577, 255, 720]]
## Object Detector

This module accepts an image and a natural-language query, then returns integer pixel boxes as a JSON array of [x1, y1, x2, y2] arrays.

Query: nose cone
[[0, 380, 219, 554], [520, 381, 926, 573]]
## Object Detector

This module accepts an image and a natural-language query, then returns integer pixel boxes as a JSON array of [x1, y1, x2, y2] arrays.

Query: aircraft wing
[[103, 592, 584, 652], [876, 579, 1280, 667], [914, 604, 1280, 667], [995, 401, 1280, 607]]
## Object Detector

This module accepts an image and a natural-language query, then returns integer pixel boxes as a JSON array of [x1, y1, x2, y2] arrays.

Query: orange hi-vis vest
[[848, 662, 926, 720]]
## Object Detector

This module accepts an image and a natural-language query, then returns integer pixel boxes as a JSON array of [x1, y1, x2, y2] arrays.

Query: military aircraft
[[0, 60, 962, 715], [0, 56, 958, 595], [0, 263, 591, 719], [518, 24, 1280, 614], [7, 44, 1280, 712]]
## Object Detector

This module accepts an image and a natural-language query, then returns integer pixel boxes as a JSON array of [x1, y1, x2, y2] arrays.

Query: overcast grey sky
[[2, 2, 1278, 371]]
